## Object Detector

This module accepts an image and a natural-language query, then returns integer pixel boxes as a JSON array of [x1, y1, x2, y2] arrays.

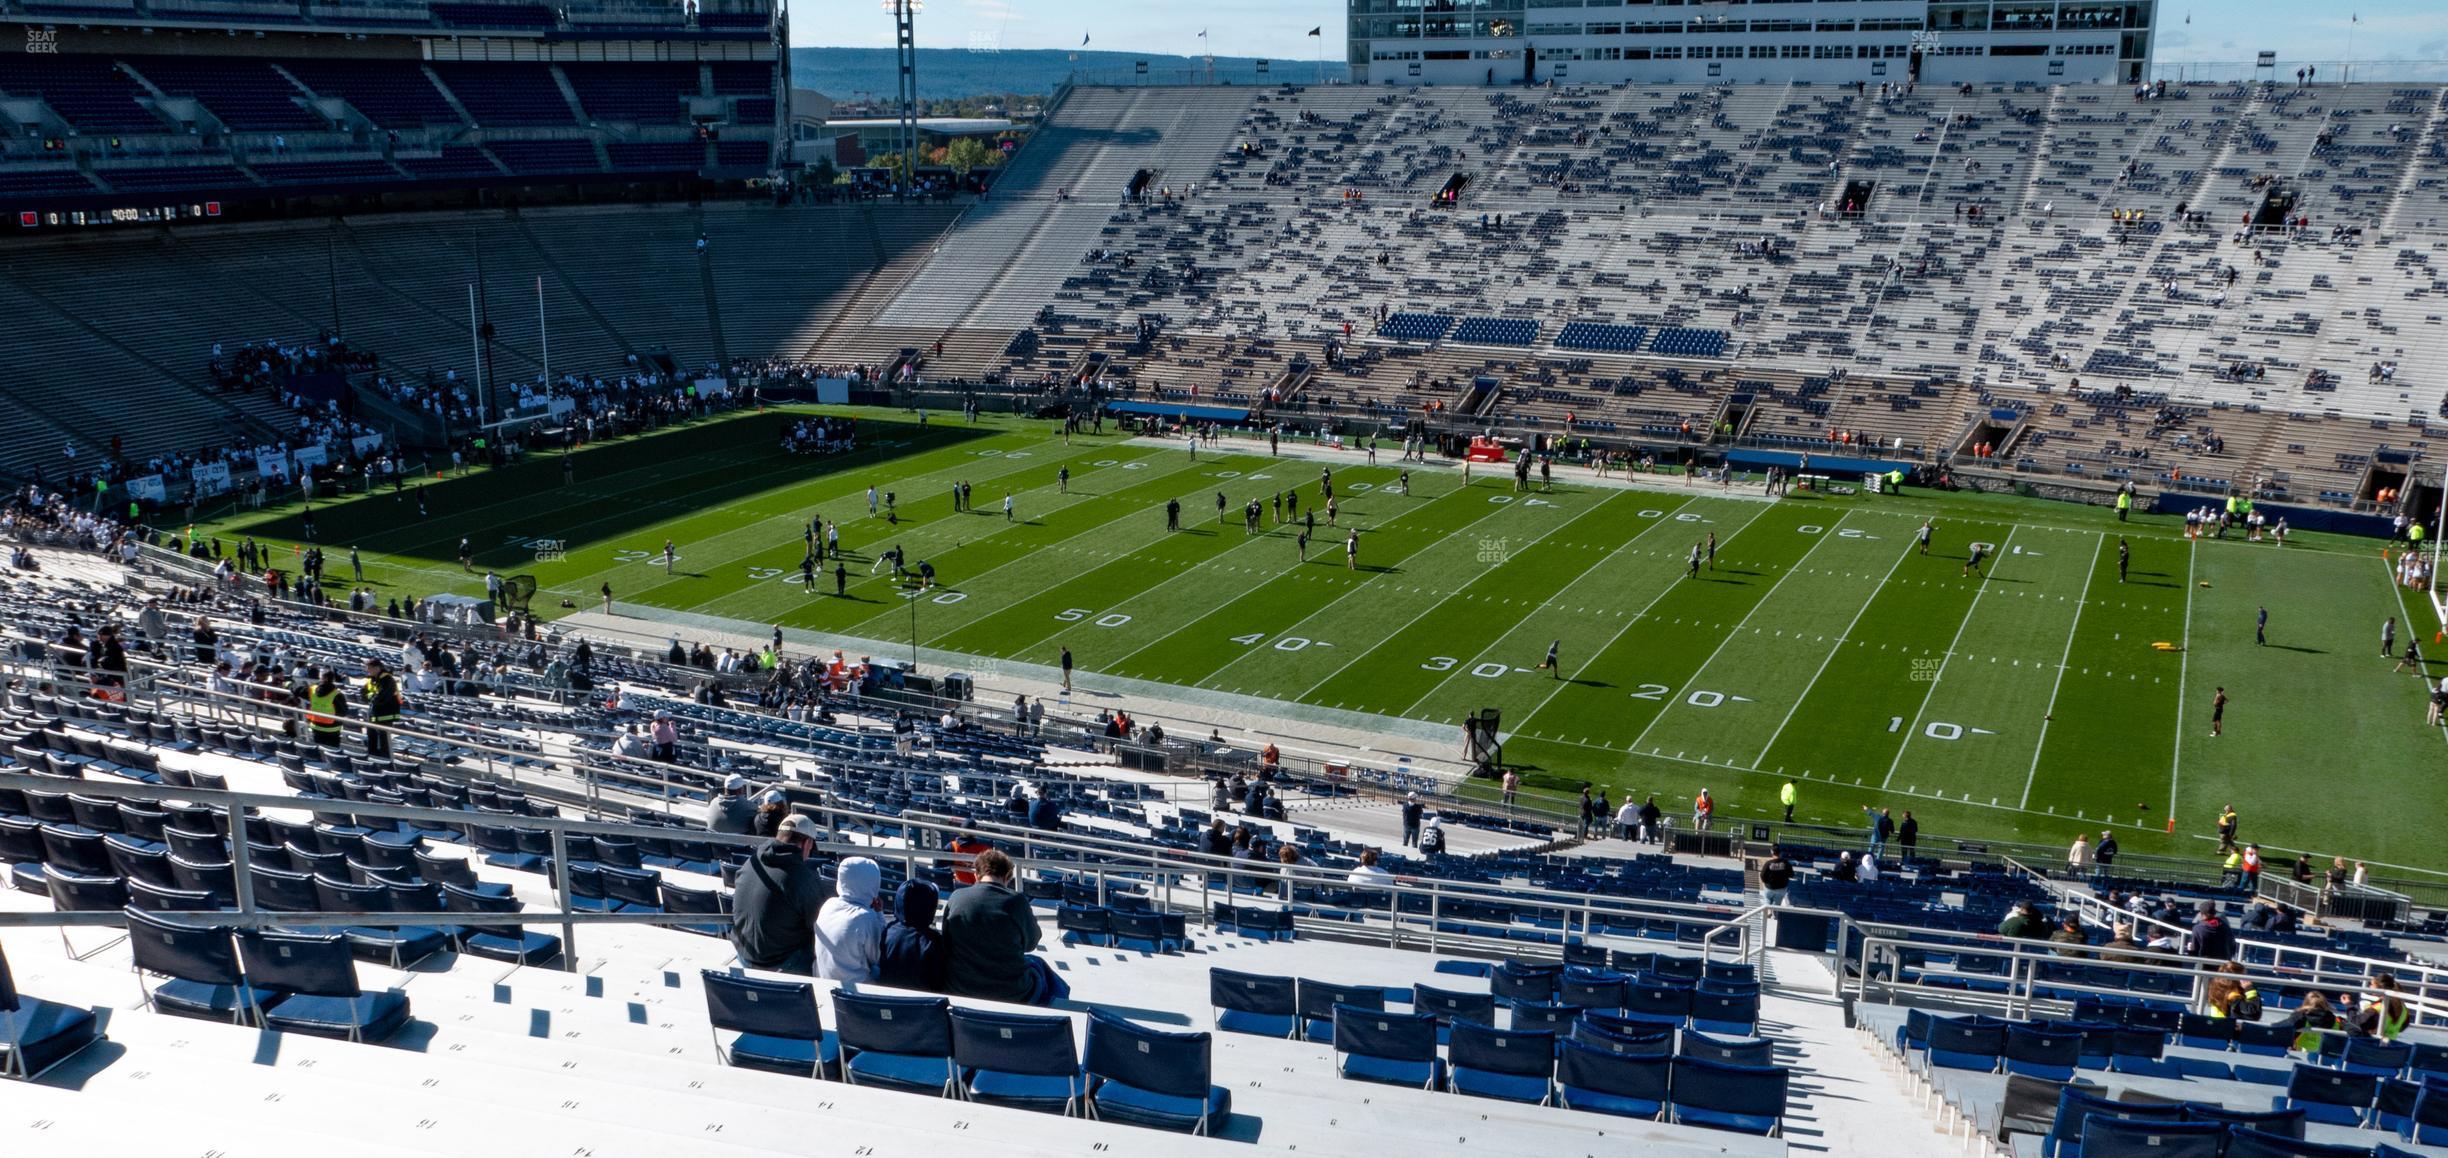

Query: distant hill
[[790, 46, 1316, 102]]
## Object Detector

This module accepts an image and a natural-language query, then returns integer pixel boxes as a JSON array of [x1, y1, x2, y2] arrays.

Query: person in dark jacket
[[2095, 830, 2119, 867], [1203, 818, 1233, 857], [942, 849, 1059, 1005], [1399, 793, 1424, 847], [730, 814, 832, 974], [1029, 792, 1063, 832], [1897, 811, 1920, 857], [1759, 848, 1795, 905], [2186, 900, 2238, 960], [877, 880, 949, 992], [1996, 900, 2044, 940]]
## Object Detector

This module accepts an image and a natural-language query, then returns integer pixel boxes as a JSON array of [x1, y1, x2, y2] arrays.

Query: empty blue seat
[[1332, 1005, 1444, 1089], [2278, 1063, 2378, 1127], [2079, 1116, 2222, 1158], [2407, 1082, 2448, 1144], [2005, 1025, 2083, 1082], [1573, 1017, 1675, 1057], [1209, 967, 1297, 1038], [1447, 1020, 1554, 1104], [1296, 977, 1383, 1043], [441, 883, 562, 966], [2223, 1126, 2382, 1158], [2343, 1037, 2414, 1076], [2045, 1082, 2188, 1158], [1491, 960, 1559, 1006], [831, 990, 953, 1094], [1668, 1055, 1787, 1136], [1056, 903, 1110, 946], [0, 939, 100, 1080], [2181, 1102, 2304, 1138], [1409, 983, 1495, 1043], [240, 930, 411, 1043], [1557, 1038, 1668, 1118], [1689, 988, 1759, 1036], [950, 1007, 1085, 1115], [125, 907, 282, 1025], [2109, 1027, 2180, 1078], [1620, 978, 1693, 1028], [1108, 908, 1184, 953], [1558, 968, 1627, 1011], [1083, 1011, 1231, 1135], [701, 970, 836, 1077], [1927, 1016, 2007, 1072]]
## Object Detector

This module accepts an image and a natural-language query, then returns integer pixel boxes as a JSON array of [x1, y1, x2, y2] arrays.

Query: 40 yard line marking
[[1751, 517, 1923, 765], [1880, 525, 2017, 790], [2019, 532, 2106, 809], [2167, 536, 2197, 818], [1621, 509, 1856, 758]]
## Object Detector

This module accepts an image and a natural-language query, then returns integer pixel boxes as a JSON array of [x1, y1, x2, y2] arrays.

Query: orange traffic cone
[[2165, 814, 2176, 834]]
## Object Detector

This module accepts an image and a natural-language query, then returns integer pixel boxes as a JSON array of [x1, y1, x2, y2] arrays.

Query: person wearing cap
[[751, 789, 790, 839], [1399, 792, 1424, 847], [362, 657, 402, 758], [811, 856, 887, 983], [706, 775, 759, 834], [2185, 900, 2237, 960], [731, 813, 831, 974]]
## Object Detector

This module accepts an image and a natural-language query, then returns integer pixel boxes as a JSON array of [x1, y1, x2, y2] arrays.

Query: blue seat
[[1056, 903, 1110, 947], [2277, 1063, 2378, 1127], [1108, 908, 1184, 953], [2344, 1038, 2414, 1077], [441, 883, 563, 966], [2373, 1078, 2420, 1136], [2175, 1012, 2233, 1052], [2413, 1082, 2448, 1144], [950, 1007, 1085, 1115], [1668, 1055, 1787, 1136], [1410, 983, 1495, 1043], [1679, 1028, 1775, 1067], [1558, 968, 1627, 1011], [701, 970, 836, 1077], [311, 874, 449, 968], [0, 939, 100, 1080], [1557, 1038, 1668, 1118], [2044, 1086, 2187, 1158], [599, 865, 664, 912], [2080, 1116, 2222, 1158], [1447, 1020, 1554, 1104], [1573, 1017, 1674, 1057], [240, 930, 411, 1043], [1689, 988, 1759, 1036], [2236, 1019, 2297, 1058], [1332, 1005, 1444, 1089], [831, 990, 954, 1094], [124, 907, 282, 1025], [2005, 1025, 2083, 1082], [1210, 967, 1297, 1038], [1083, 1011, 1231, 1135], [2181, 1102, 2304, 1138], [2223, 1126, 2385, 1158], [1296, 977, 1384, 1043], [1620, 978, 1693, 1028], [2109, 1027, 2180, 1078], [1490, 960, 1559, 1006], [1927, 1016, 2007, 1072]]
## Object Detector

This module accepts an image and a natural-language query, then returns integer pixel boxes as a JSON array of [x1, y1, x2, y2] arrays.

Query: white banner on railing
[[352, 434, 385, 458], [125, 475, 166, 502], [191, 462, 231, 494], [815, 377, 851, 405], [695, 377, 731, 398], [292, 445, 328, 468]]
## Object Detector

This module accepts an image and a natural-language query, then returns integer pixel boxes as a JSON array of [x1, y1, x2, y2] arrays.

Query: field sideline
[[200, 407, 2448, 869]]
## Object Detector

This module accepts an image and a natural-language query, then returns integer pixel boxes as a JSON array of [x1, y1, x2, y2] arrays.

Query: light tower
[[882, 0, 922, 196]]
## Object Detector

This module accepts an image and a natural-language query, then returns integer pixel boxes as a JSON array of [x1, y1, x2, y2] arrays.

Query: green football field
[[199, 407, 2448, 872]]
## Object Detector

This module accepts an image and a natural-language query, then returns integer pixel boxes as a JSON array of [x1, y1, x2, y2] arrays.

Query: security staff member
[[305, 669, 347, 749], [362, 658, 402, 758]]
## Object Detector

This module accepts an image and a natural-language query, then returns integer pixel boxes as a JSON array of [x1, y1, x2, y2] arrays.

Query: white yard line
[[1880, 525, 2019, 790], [2167, 537, 2198, 817], [1279, 491, 1627, 700], [2019, 532, 2107, 809], [1750, 522, 1924, 765], [1503, 501, 1777, 732], [1620, 510, 1855, 758], [1392, 494, 1706, 717]]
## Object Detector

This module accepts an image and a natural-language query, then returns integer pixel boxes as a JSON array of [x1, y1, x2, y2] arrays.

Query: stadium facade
[[1349, 0, 2156, 88]]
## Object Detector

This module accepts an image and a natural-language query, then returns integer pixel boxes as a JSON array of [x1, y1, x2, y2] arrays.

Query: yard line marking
[[2168, 537, 2197, 818], [1283, 492, 1623, 700], [1751, 519, 1922, 765], [1506, 500, 1776, 729], [1393, 495, 1703, 717], [1622, 510, 1857, 757], [1880, 526, 2018, 790], [2020, 532, 2106, 809]]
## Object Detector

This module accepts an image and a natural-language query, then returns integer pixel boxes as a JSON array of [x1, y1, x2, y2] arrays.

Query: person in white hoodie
[[811, 857, 886, 983]]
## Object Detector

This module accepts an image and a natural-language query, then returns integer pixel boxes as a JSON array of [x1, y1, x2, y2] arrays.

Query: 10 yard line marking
[[1880, 525, 2018, 790], [2020, 532, 2106, 809], [1751, 519, 1922, 765], [2167, 537, 2197, 817], [1621, 509, 1856, 758]]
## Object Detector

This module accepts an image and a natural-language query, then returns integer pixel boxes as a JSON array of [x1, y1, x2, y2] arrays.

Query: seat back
[[1559, 972, 1628, 1011], [2045, 1082, 2188, 1155], [1679, 1028, 1775, 1067], [1927, 1016, 2008, 1070], [2077, 1116, 2223, 1158], [1409, 983, 1496, 1029], [1490, 961, 1559, 1004], [1689, 988, 1760, 1033], [248, 867, 319, 913], [2221, 1126, 2386, 1158], [239, 930, 363, 998], [1209, 967, 1297, 1016], [1558, 1038, 1670, 1099], [948, 1007, 1079, 1078], [1297, 978, 1385, 1026], [2287, 1062, 2380, 1115], [830, 990, 952, 1058], [2183, 1102, 2306, 1138], [661, 880, 727, 914], [1450, 1020, 1556, 1078], [46, 870, 129, 912], [1330, 1005, 1439, 1062], [601, 866, 663, 909], [1084, 1010, 1213, 1100], [699, 970, 820, 1041], [1573, 1018, 1674, 1057], [2004, 1025, 2083, 1076], [1668, 1055, 1788, 1135], [2344, 1037, 2414, 1076], [128, 880, 219, 912], [124, 906, 242, 986], [1624, 978, 1695, 1020]]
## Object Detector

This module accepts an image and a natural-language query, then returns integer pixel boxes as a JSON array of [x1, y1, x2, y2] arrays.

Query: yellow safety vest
[[307, 688, 342, 731]]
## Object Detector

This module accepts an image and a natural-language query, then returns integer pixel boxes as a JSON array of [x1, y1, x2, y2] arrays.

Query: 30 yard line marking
[[2020, 532, 2106, 808], [2167, 536, 2197, 817], [1751, 518, 1922, 765], [1622, 510, 1856, 757], [1880, 525, 2017, 790]]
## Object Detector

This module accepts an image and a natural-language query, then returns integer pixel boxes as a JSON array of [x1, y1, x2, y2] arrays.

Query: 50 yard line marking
[[2019, 532, 2106, 808], [1620, 509, 1855, 758], [2167, 536, 2198, 817], [1880, 525, 2017, 790], [1751, 519, 1923, 765]]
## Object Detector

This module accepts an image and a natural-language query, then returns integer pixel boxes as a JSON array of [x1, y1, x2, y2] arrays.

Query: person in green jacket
[[1780, 780, 1798, 822]]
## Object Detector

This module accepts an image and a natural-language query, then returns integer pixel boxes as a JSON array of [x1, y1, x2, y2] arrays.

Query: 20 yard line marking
[[2019, 532, 2106, 809], [1621, 509, 1856, 758], [1751, 519, 1922, 765], [1880, 525, 2018, 790], [2167, 537, 2197, 817]]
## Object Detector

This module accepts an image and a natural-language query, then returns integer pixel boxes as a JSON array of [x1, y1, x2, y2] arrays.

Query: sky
[[795, 0, 2448, 77]]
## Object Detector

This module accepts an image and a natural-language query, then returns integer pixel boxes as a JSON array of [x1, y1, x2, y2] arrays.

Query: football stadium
[[9, 0, 2448, 1154]]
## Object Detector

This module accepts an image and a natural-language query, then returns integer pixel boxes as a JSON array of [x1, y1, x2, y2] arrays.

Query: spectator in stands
[[1997, 901, 2045, 940], [2358, 975, 2412, 1041], [1863, 805, 1894, 858], [1348, 848, 1393, 884], [2067, 833, 2091, 879], [878, 879, 949, 992], [950, 832, 992, 886], [1638, 795, 1664, 844], [810, 856, 886, 983], [2100, 923, 2145, 965], [1418, 814, 1447, 856], [731, 813, 831, 975], [1897, 811, 1919, 858], [706, 775, 758, 834], [649, 712, 679, 761], [2096, 830, 2118, 868], [943, 849, 1065, 1006], [1400, 793, 1424, 847], [2291, 990, 2341, 1052], [1029, 791, 1063, 832], [1830, 851, 1859, 883], [2048, 916, 2089, 954], [1760, 848, 1794, 906], [2185, 900, 2238, 960], [1614, 796, 1640, 841], [751, 790, 790, 839], [1202, 819, 1232, 857]]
